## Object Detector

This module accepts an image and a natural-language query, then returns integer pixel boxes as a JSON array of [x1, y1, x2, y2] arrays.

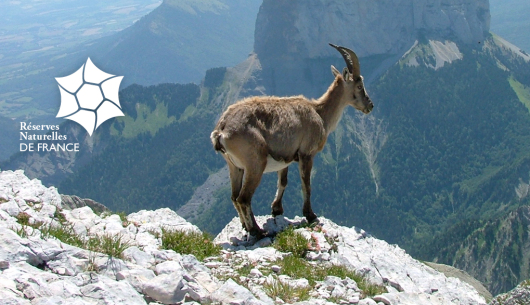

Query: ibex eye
[[357, 86, 363, 90]]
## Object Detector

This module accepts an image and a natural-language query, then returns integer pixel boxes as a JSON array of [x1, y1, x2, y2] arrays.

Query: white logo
[[55, 58, 124, 136]]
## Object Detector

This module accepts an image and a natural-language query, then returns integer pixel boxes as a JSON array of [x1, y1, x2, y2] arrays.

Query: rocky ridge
[[489, 280, 530, 305], [0, 169, 489, 304]]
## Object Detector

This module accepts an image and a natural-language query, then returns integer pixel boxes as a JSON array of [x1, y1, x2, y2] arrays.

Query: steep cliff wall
[[253, 0, 490, 97], [255, 0, 490, 60]]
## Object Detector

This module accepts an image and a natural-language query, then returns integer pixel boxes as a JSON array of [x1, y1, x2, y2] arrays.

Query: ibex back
[[211, 44, 373, 237]]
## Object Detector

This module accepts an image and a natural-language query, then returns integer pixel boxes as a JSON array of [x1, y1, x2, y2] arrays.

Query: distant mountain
[[84, 0, 261, 86], [0, 0, 260, 161], [0, 0, 260, 118]]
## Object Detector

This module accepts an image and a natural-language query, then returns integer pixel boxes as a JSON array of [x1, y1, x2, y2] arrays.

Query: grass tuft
[[273, 225, 309, 258], [263, 278, 311, 303], [270, 225, 387, 299], [160, 228, 221, 261]]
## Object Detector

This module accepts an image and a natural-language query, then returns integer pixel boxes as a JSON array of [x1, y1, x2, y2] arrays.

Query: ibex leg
[[237, 164, 266, 237], [299, 154, 317, 222], [271, 167, 288, 216], [225, 159, 245, 228]]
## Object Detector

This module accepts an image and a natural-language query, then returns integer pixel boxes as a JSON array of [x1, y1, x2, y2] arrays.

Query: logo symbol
[[55, 58, 124, 136]]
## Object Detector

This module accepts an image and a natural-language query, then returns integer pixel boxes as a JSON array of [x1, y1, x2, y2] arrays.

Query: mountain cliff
[[256, 0, 489, 60], [254, 0, 490, 97]]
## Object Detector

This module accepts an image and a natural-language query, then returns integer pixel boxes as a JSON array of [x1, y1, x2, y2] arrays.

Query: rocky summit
[[0, 169, 489, 304]]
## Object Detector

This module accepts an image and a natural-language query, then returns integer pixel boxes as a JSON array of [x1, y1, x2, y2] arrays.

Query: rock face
[[0, 169, 489, 304], [255, 0, 490, 60], [253, 0, 490, 97]]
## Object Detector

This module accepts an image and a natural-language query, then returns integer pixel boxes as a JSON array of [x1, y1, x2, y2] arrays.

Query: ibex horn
[[329, 43, 360, 79]]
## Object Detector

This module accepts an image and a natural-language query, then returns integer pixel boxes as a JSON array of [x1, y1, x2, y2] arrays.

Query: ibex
[[211, 44, 373, 237]]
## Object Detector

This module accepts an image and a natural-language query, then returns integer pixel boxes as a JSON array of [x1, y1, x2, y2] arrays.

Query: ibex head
[[329, 43, 373, 114]]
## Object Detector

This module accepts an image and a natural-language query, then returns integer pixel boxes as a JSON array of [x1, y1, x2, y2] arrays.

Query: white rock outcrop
[[0, 169, 489, 304]]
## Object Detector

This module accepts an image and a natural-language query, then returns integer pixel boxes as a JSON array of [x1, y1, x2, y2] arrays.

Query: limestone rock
[[0, 170, 494, 304], [210, 279, 265, 305]]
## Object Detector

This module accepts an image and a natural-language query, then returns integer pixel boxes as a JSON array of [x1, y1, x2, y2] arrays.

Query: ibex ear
[[331, 65, 341, 78], [342, 67, 351, 81]]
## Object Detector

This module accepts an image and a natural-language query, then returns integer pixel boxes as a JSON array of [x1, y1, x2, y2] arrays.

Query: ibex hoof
[[249, 227, 267, 239], [271, 208, 284, 217], [305, 212, 318, 223]]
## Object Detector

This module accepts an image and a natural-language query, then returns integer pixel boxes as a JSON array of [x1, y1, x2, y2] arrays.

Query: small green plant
[[273, 225, 309, 258], [39, 222, 131, 259], [93, 233, 131, 259], [85, 250, 99, 272], [147, 228, 161, 239], [160, 228, 221, 261], [40, 224, 86, 248], [272, 255, 386, 297], [16, 212, 31, 226], [13, 225, 30, 238], [360, 279, 387, 298], [54, 208, 67, 224], [235, 263, 253, 278], [263, 278, 311, 303]]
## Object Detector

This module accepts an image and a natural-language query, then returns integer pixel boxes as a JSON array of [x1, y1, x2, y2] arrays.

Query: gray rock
[[0, 199, 22, 217], [30, 296, 93, 305], [116, 268, 156, 293], [122, 246, 155, 269], [210, 279, 265, 305], [155, 260, 183, 275], [0, 260, 10, 269], [46, 251, 87, 276], [60, 195, 109, 214], [0, 228, 42, 266], [127, 208, 200, 233], [47, 278, 82, 299], [358, 299, 378, 305], [143, 272, 187, 304], [79, 275, 147, 305], [181, 254, 220, 293], [249, 268, 263, 278], [0, 170, 492, 305]]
